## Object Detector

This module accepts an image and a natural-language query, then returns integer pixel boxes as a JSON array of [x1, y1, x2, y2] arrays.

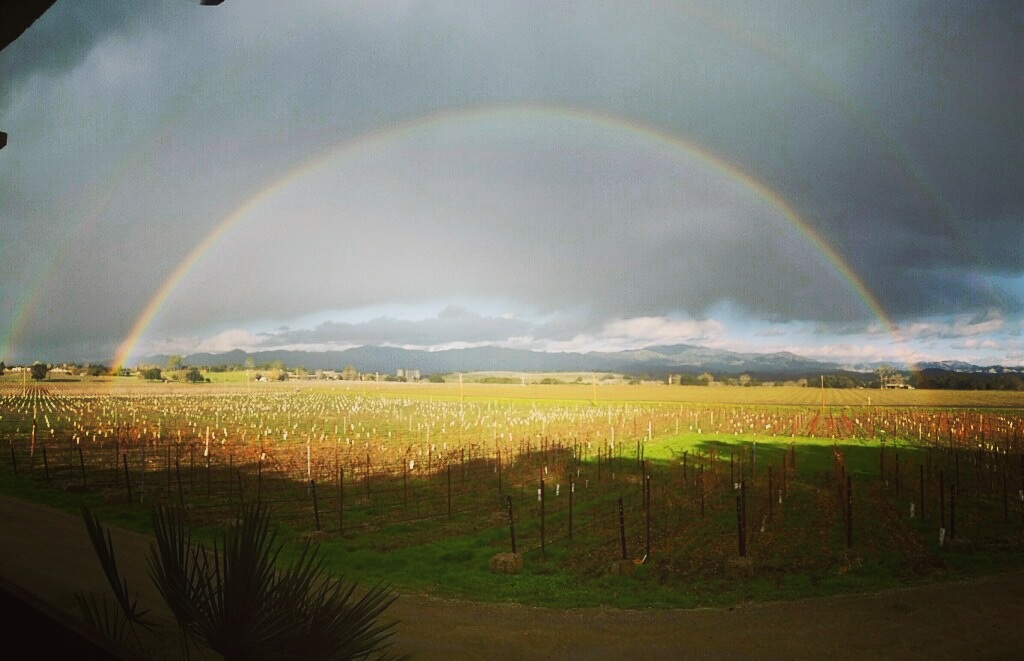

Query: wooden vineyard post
[[569, 475, 574, 541], [735, 490, 745, 557], [338, 466, 344, 534], [403, 461, 408, 510], [767, 464, 773, 523], [237, 471, 245, 507], [8, 440, 16, 475], [895, 452, 900, 497], [782, 453, 787, 498], [41, 445, 50, 482], [227, 454, 234, 511], [257, 456, 263, 505], [645, 474, 651, 563], [140, 436, 145, 503], [939, 469, 945, 530], [950, 484, 957, 541], [699, 465, 705, 519], [618, 497, 627, 561], [123, 453, 132, 503], [1003, 461, 1009, 523], [506, 496, 516, 554], [955, 452, 960, 493], [540, 477, 546, 559], [447, 464, 452, 522], [310, 479, 321, 532], [919, 465, 925, 523], [175, 459, 184, 507], [846, 475, 853, 549], [741, 480, 747, 555], [78, 446, 87, 489]]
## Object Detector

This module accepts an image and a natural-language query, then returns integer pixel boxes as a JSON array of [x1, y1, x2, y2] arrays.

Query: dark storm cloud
[[0, 1, 163, 108], [1, 1, 1021, 363], [750, 1, 1024, 320]]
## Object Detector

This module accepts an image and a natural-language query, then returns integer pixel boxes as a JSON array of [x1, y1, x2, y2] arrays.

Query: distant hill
[[137, 344, 1021, 378], [141, 343, 845, 376], [914, 361, 1024, 374]]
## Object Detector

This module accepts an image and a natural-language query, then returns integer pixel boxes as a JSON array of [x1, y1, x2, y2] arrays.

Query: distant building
[[396, 369, 421, 381]]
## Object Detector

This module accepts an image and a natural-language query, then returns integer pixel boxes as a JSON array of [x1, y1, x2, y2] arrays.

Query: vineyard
[[2, 381, 1023, 607]]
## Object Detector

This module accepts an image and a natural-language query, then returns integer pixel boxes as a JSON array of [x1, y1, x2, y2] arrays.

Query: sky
[[1, 0, 1021, 369]]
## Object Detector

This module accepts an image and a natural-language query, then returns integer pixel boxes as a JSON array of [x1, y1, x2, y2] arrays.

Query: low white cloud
[[600, 317, 725, 345], [894, 310, 1006, 341], [194, 330, 268, 354]]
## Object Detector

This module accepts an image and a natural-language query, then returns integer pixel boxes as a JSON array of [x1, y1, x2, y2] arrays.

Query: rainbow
[[110, 104, 910, 368]]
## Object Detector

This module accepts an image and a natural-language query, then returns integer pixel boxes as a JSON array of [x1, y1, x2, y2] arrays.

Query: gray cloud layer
[[1, 1, 1021, 363]]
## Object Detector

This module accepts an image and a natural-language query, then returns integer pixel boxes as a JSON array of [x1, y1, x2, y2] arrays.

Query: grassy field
[[8, 371, 1022, 408], [1, 380, 1022, 609]]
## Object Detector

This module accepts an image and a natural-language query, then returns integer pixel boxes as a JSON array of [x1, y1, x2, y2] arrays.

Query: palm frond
[[147, 505, 204, 634], [92, 502, 402, 659], [79, 506, 153, 629], [74, 591, 132, 643]]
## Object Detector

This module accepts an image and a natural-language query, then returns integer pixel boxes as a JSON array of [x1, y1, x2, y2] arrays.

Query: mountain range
[[147, 344, 1022, 377]]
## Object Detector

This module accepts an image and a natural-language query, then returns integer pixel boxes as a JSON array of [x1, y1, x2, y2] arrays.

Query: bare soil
[[1, 494, 1021, 660]]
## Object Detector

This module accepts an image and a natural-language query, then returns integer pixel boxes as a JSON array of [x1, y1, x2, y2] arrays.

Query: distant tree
[[185, 367, 204, 383], [697, 372, 714, 385], [427, 373, 445, 383], [30, 362, 48, 381], [244, 356, 255, 371], [875, 364, 896, 389], [822, 374, 859, 388], [165, 355, 184, 372], [993, 374, 1024, 391], [0, 361, 6, 375], [140, 367, 163, 381], [738, 373, 752, 386]]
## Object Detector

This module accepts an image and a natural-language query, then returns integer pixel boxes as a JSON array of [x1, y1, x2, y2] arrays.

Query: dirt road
[[1, 495, 1020, 659]]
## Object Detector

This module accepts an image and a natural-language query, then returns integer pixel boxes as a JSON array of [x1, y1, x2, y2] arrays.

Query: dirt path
[[1, 494, 1021, 659]]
